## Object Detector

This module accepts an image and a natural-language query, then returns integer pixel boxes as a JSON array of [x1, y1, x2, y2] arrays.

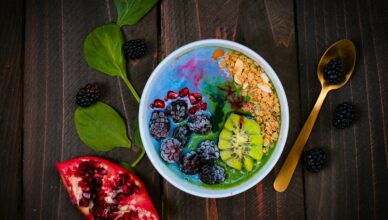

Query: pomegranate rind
[[56, 156, 159, 220]]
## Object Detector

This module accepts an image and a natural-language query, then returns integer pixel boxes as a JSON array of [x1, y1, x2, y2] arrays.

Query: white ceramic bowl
[[139, 39, 289, 198]]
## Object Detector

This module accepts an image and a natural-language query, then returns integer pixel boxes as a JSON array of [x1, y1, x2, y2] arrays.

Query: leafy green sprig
[[75, 0, 158, 167]]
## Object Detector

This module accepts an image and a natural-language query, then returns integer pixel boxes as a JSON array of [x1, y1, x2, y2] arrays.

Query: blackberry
[[333, 102, 355, 129], [197, 140, 219, 164], [76, 84, 101, 107], [324, 58, 345, 84], [188, 113, 212, 134], [160, 138, 183, 163], [166, 99, 188, 123], [149, 111, 170, 140], [122, 39, 146, 59], [303, 148, 327, 173], [173, 125, 191, 147], [179, 151, 201, 174], [199, 164, 226, 184]]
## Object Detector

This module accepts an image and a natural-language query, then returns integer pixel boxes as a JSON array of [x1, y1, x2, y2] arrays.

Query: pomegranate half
[[57, 156, 159, 220]]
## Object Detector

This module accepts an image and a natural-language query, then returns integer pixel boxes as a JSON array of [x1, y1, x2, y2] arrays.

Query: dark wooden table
[[1, 0, 388, 219]]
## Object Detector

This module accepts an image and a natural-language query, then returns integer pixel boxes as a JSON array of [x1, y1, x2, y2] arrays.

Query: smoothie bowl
[[139, 39, 289, 198]]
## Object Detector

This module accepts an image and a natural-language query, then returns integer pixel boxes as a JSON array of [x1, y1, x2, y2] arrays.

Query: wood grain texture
[[0, 0, 24, 219], [23, 0, 159, 219], [295, 0, 388, 219], [5, 0, 387, 219], [161, 0, 304, 219]]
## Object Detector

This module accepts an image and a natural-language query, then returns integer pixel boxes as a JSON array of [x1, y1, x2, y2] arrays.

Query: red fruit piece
[[167, 91, 179, 99], [152, 99, 165, 108], [188, 94, 199, 105], [178, 87, 189, 97], [189, 105, 200, 114], [192, 93, 202, 101], [199, 101, 207, 110], [57, 156, 159, 220]]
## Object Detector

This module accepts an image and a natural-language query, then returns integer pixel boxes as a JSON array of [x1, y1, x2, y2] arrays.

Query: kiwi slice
[[218, 113, 263, 171]]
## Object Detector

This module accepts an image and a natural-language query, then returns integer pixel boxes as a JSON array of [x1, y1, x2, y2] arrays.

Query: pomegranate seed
[[167, 91, 179, 99], [189, 106, 200, 114], [115, 193, 126, 201], [92, 161, 102, 168], [122, 185, 131, 195], [192, 93, 202, 101], [188, 94, 198, 104], [79, 198, 89, 207], [152, 99, 165, 108], [94, 178, 103, 188], [78, 180, 88, 187], [128, 210, 140, 219], [82, 187, 91, 192], [199, 101, 207, 110], [178, 87, 189, 97], [133, 185, 140, 194], [97, 168, 107, 175]]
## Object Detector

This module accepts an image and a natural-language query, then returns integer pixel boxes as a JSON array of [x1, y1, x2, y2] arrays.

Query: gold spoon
[[273, 39, 356, 192]]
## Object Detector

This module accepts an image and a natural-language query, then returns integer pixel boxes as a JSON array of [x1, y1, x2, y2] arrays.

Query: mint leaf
[[75, 102, 131, 151], [83, 23, 140, 102], [83, 24, 126, 78], [114, 0, 158, 26]]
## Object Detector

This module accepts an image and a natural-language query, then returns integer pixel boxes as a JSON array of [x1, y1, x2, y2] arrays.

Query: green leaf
[[131, 117, 144, 149], [75, 102, 131, 151], [83, 24, 126, 78], [114, 0, 158, 26], [83, 23, 141, 103]]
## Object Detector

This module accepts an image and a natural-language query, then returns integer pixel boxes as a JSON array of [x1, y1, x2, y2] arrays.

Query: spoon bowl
[[273, 39, 356, 192], [318, 39, 356, 90]]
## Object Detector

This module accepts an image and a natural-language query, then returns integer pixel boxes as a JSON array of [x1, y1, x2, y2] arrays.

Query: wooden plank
[[161, 0, 305, 219], [296, 0, 388, 219], [23, 0, 160, 219], [0, 0, 24, 219]]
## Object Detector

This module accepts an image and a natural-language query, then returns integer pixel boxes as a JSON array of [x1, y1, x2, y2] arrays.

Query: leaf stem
[[121, 76, 140, 103], [130, 149, 145, 167]]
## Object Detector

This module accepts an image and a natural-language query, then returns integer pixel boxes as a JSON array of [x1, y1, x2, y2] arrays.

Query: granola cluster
[[221, 51, 281, 153]]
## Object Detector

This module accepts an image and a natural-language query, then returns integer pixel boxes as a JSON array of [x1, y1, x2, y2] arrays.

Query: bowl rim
[[139, 39, 289, 198]]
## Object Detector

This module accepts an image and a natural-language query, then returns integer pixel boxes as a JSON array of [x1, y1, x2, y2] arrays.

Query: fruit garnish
[[160, 138, 183, 163], [188, 113, 212, 134], [57, 156, 159, 220], [188, 105, 200, 114], [199, 164, 226, 185], [166, 91, 179, 99], [323, 58, 345, 84], [150, 99, 165, 108], [172, 125, 191, 147], [166, 99, 188, 123], [303, 148, 327, 173], [149, 111, 170, 140], [178, 87, 189, 97], [179, 151, 201, 175], [212, 48, 224, 60], [333, 102, 355, 129], [199, 101, 207, 110], [218, 113, 263, 171], [76, 84, 101, 107], [188, 93, 199, 104], [196, 140, 220, 164], [122, 39, 146, 60]]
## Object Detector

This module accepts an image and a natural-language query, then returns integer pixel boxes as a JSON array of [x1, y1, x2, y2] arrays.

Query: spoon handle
[[274, 88, 329, 192]]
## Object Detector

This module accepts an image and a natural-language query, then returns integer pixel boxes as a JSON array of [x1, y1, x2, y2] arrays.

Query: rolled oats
[[222, 51, 281, 151]]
